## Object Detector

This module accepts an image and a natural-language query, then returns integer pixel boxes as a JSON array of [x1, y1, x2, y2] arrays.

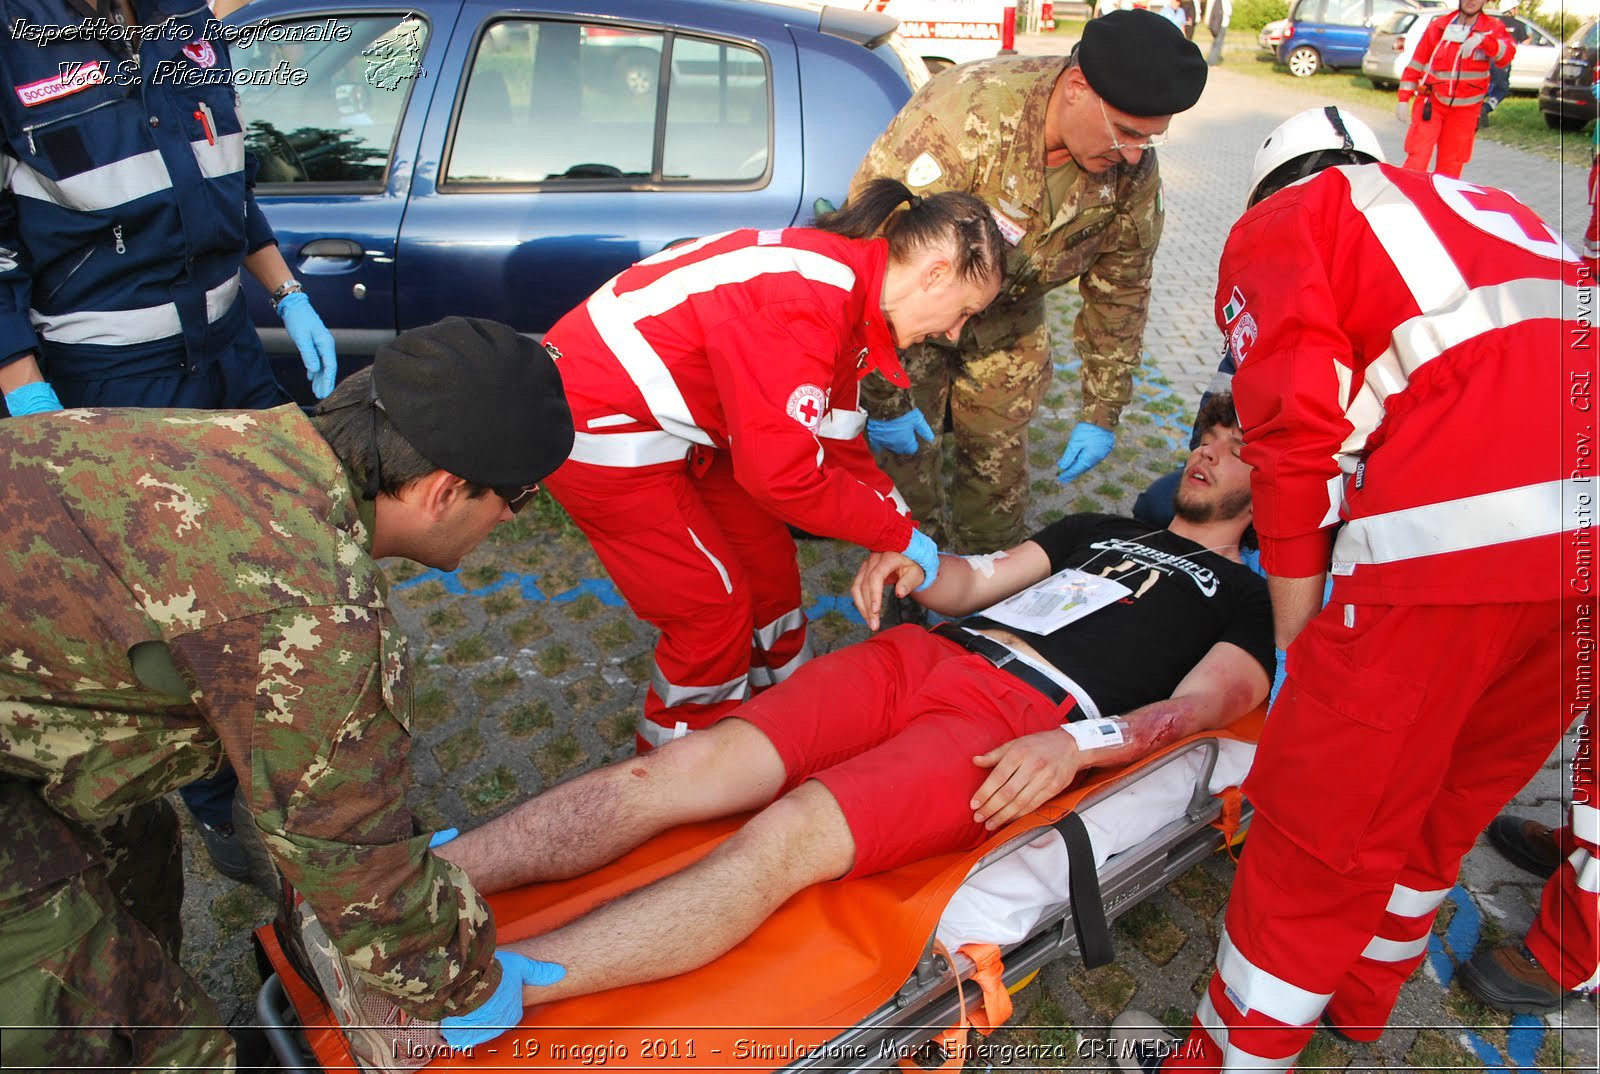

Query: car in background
[[1363, 10, 1559, 90], [1259, 17, 1287, 53], [1539, 16, 1600, 129], [226, 0, 926, 397], [1277, 0, 1442, 77]]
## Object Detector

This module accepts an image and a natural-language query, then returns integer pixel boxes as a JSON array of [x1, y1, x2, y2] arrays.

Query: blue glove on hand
[[440, 951, 567, 1050], [1269, 648, 1288, 708], [867, 409, 935, 456], [1055, 422, 1115, 483], [4, 381, 63, 416], [277, 290, 338, 399], [428, 828, 459, 849], [1590, 80, 1599, 101], [902, 529, 941, 592]]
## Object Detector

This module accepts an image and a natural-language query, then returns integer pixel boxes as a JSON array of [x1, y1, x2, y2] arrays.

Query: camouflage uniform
[[851, 56, 1163, 551], [0, 406, 499, 1068]]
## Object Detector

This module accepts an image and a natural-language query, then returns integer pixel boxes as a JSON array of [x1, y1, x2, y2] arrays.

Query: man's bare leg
[[437, 719, 786, 894], [502, 780, 855, 1004]]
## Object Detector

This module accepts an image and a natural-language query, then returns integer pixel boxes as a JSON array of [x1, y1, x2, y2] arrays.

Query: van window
[[1291, 0, 1325, 21], [445, 20, 772, 187], [1323, 0, 1367, 27], [235, 14, 429, 187]]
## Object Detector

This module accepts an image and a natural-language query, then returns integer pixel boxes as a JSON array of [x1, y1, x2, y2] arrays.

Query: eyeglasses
[[1098, 97, 1170, 154], [495, 484, 539, 514]]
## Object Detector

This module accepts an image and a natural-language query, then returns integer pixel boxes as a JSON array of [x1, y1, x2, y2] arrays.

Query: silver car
[[1363, 9, 1560, 91]]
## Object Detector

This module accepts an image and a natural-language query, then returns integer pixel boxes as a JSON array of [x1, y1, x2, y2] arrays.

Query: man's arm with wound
[[1267, 572, 1327, 649], [851, 539, 1053, 629], [970, 641, 1269, 830]]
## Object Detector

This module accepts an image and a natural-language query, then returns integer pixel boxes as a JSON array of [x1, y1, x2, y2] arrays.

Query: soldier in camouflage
[[850, 11, 1208, 551], [0, 318, 573, 1068]]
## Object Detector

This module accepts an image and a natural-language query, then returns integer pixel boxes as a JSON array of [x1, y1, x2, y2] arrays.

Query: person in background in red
[[1397, 0, 1515, 177], [1583, 74, 1600, 279], [541, 181, 1004, 751]]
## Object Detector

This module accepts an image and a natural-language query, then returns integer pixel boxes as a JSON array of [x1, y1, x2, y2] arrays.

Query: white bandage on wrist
[[1061, 716, 1129, 751], [962, 550, 1009, 577]]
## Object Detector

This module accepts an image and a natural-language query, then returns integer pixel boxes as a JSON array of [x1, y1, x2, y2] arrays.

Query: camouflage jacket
[[0, 406, 499, 1019], [850, 55, 1164, 428]]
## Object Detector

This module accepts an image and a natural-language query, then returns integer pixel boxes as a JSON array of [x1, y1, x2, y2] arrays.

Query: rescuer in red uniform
[[1397, 0, 1515, 178]]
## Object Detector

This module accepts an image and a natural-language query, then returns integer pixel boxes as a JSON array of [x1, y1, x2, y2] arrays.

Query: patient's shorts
[[739, 625, 1067, 878]]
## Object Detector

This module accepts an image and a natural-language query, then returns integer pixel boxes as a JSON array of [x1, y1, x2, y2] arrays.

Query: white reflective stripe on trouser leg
[[648, 663, 749, 710], [1216, 927, 1334, 1027], [1194, 991, 1298, 1072], [747, 636, 813, 689], [1361, 933, 1430, 963], [686, 526, 733, 595], [637, 716, 681, 749], [1385, 883, 1451, 918], [754, 608, 805, 652], [567, 429, 691, 467], [1331, 480, 1567, 567], [32, 273, 241, 346], [1570, 848, 1600, 895], [1573, 802, 1600, 847]]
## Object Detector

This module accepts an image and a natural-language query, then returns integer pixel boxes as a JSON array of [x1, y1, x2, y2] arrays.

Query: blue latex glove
[[902, 529, 941, 592], [1590, 80, 1599, 100], [1269, 647, 1288, 708], [867, 409, 935, 456], [277, 290, 337, 399], [428, 828, 459, 849], [4, 381, 63, 416], [440, 951, 567, 1050], [1055, 422, 1115, 483]]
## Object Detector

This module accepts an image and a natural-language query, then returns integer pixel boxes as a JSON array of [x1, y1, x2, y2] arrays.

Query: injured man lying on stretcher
[[436, 392, 1273, 1009]]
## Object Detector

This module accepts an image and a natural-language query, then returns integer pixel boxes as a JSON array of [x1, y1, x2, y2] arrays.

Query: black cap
[[1080, 9, 1207, 117], [371, 317, 574, 488]]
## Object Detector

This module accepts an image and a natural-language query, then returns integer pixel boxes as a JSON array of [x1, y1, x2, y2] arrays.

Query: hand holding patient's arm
[[850, 539, 1053, 629]]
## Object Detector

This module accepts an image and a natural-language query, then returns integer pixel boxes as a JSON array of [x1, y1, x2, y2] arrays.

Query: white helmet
[[1245, 106, 1385, 208]]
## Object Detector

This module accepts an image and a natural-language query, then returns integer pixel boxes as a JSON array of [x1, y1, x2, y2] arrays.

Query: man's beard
[[1173, 483, 1252, 524]]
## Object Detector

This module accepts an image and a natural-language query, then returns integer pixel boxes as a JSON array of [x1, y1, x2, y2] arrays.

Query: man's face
[[1459, 0, 1487, 15], [428, 483, 515, 571], [1053, 68, 1173, 174], [1173, 423, 1253, 523]]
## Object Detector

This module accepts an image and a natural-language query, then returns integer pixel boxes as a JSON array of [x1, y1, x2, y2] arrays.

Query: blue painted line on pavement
[[392, 568, 626, 606], [1429, 886, 1546, 1070]]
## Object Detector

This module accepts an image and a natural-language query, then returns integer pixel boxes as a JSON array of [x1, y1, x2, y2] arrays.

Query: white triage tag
[[962, 550, 1008, 578], [978, 566, 1129, 634], [1061, 717, 1126, 751], [1442, 21, 1469, 41]]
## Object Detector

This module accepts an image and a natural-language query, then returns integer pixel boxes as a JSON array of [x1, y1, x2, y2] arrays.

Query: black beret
[[1080, 9, 1207, 117], [372, 317, 574, 488]]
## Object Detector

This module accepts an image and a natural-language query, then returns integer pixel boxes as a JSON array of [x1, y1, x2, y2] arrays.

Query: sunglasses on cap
[[496, 484, 539, 514]]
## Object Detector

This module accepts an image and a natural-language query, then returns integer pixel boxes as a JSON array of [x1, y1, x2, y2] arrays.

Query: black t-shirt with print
[[962, 514, 1274, 717]]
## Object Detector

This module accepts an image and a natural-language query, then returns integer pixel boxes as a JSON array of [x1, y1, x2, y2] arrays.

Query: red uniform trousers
[[1168, 598, 1568, 1071], [1402, 95, 1480, 178], [543, 448, 811, 751], [1527, 705, 1599, 993]]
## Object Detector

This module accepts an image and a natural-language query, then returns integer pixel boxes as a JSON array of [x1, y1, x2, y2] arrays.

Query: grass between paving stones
[[1296, 1029, 1351, 1070], [411, 685, 455, 731], [563, 674, 615, 714], [508, 613, 551, 647], [461, 765, 520, 814], [444, 634, 491, 665], [460, 562, 500, 589], [1536, 1028, 1572, 1072], [471, 666, 521, 704], [1406, 1026, 1484, 1069], [1168, 862, 1232, 918], [565, 593, 602, 621], [1442, 982, 1512, 1052], [1068, 962, 1139, 1020], [534, 732, 587, 783], [503, 699, 554, 737], [536, 642, 578, 677], [432, 727, 484, 774], [425, 604, 467, 632], [592, 618, 636, 652], [481, 589, 520, 616], [599, 709, 637, 748], [1114, 900, 1189, 965], [992, 982, 1078, 1074]]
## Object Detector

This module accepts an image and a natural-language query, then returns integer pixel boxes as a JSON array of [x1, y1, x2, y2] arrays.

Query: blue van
[[1278, 0, 1438, 76]]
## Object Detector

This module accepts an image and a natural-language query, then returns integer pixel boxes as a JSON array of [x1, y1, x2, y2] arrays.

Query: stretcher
[[257, 710, 1262, 1073]]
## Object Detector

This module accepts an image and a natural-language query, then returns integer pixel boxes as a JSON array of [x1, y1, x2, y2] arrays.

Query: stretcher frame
[[256, 737, 1248, 1074]]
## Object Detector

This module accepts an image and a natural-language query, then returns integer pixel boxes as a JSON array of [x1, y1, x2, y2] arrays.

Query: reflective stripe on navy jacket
[[0, 0, 275, 378]]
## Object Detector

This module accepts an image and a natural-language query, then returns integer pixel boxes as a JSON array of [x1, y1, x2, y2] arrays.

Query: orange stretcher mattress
[[259, 711, 1264, 1072]]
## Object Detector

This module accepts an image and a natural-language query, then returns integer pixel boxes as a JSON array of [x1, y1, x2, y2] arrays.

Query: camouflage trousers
[[0, 782, 235, 1070], [873, 305, 1051, 552]]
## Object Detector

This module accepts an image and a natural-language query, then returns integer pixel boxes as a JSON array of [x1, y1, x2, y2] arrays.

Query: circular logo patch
[[183, 41, 218, 68], [1230, 313, 1259, 363], [785, 384, 827, 430]]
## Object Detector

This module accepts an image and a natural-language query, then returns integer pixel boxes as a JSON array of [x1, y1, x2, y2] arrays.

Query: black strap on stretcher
[[1050, 811, 1114, 969]]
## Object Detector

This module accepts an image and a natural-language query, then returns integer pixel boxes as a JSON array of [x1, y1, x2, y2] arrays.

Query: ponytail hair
[[814, 178, 1005, 287]]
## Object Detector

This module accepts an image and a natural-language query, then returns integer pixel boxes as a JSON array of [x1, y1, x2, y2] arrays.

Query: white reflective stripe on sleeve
[[637, 715, 682, 749], [1361, 933, 1430, 963], [749, 637, 813, 687], [1385, 883, 1451, 918], [588, 285, 710, 445], [1339, 280, 1577, 458], [567, 429, 690, 468], [191, 131, 244, 179], [1217, 928, 1333, 1027], [634, 232, 731, 268], [1342, 166, 1467, 314], [33, 273, 239, 345], [817, 406, 867, 440], [8, 150, 171, 212], [686, 525, 733, 595], [1332, 480, 1567, 566], [888, 485, 911, 516], [1573, 802, 1600, 846], [648, 663, 749, 710], [1571, 849, 1599, 894], [585, 413, 636, 430], [1195, 992, 1299, 1072], [753, 608, 805, 651]]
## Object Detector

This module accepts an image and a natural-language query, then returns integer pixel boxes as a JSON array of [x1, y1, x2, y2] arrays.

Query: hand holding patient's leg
[[437, 719, 786, 894], [502, 780, 855, 1004]]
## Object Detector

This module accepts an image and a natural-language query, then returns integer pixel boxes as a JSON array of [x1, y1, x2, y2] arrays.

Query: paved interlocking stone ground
[[177, 36, 1596, 1071]]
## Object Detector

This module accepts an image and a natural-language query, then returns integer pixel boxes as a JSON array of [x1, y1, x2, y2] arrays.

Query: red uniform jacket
[[1400, 10, 1515, 107], [1215, 163, 1587, 605], [545, 229, 914, 554]]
